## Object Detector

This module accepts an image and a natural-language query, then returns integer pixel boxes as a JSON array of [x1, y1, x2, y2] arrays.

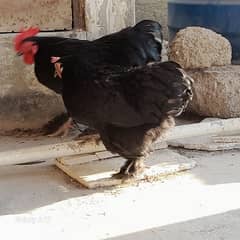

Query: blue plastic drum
[[168, 0, 240, 61]]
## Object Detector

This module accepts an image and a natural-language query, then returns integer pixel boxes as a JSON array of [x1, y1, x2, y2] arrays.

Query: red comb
[[14, 27, 40, 52]]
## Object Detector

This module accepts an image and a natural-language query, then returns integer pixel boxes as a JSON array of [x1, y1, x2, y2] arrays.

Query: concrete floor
[[0, 144, 240, 240]]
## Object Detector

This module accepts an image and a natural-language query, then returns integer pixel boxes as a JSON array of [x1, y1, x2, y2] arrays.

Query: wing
[[107, 61, 193, 125], [60, 57, 193, 128]]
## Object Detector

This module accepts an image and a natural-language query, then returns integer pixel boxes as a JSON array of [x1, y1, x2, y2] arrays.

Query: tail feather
[[154, 62, 193, 117], [134, 61, 193, 120]]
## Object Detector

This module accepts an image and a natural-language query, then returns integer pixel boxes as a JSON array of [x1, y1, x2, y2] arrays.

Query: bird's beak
[[17, 52, 23, 56]]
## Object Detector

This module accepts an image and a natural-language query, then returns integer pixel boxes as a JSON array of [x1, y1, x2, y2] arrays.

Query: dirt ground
[[0, 139, 240, 240]]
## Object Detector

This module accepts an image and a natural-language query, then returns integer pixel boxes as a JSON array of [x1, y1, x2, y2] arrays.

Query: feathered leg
[[113, 156, 146, 179]]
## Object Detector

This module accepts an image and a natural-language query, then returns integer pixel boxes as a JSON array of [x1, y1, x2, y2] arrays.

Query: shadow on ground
[[105, 209, 240, 240]]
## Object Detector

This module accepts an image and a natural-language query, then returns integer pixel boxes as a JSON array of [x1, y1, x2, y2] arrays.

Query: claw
[[112, 158, 145, 179], [47, 117, 73, 137]]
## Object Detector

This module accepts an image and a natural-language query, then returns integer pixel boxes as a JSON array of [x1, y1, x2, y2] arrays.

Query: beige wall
[[136, 0, 168, 39]]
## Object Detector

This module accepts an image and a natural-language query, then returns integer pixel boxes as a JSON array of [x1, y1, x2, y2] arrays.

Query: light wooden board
[[56, 151, 118, 166], [55, 149, 196, 189]]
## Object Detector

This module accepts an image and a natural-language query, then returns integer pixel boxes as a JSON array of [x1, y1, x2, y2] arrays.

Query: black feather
[[58, 57, 193, 176], [22, 20, 163, 94]]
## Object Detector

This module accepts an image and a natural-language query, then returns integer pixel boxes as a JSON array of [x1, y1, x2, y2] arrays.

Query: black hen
[[53, 57, 193, 178], [14, 20, 162, 136], [15, 20, 162, 94]]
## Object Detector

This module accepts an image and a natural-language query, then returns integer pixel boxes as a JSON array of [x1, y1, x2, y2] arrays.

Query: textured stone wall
[[0, 34, 67, 132], [136, 0, 168, 39], [187, 66, 240, 118]]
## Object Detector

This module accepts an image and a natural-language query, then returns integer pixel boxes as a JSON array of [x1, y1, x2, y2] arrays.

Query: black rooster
[[52, 57, 193, 178], [15, 20, 162, 94], [14, 20, 163, 136]]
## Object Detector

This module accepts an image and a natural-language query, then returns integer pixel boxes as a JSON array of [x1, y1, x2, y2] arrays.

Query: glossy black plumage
[[57, 58, 193, 177], [23, 20, 162, 94]]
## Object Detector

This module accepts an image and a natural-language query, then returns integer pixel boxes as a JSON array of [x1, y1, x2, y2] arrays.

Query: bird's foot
[[75, 133, 101, 145], [47, 117, 73, 137], [113, 158, 145, 179]]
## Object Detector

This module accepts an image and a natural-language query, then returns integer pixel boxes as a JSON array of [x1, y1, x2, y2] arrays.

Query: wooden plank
[[85, 0, 135, 39], [0, 0, 72, 32], [72, 0, 86, 30], [56, 141, 168, 166], [55, 149, 196, 188], [0, 30, 86, 132], [1, 118, 240, 166]]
